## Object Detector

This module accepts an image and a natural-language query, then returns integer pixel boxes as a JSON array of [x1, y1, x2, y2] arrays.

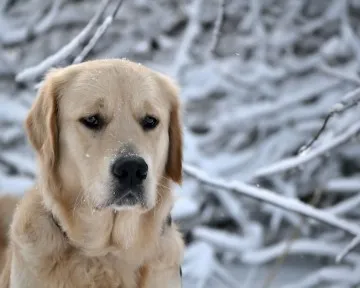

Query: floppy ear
[[157, 74, 183, 184], [167, 100, 183, 184], [25, 70, 61, 170]]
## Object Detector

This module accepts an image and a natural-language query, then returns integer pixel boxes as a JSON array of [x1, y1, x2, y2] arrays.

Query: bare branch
[[298, 87, 360, 154], [73, 0, 124, 64], [241, 239, 360, 265], [15, 0, 111, 83], [209, 0, 225, 55], [172, 0, 203, 78], [0, 3, 90, 46], [326, 177, 360, 194], [324, 193, 360, 216], [317, 63, 360, 86], [336, 234, 360, 263], [254, 120, 360, 178], [281, 265, 357, 288], [184, 164, 360, 237], [35, 0, 64, 35], [193, 226, 262, 253]]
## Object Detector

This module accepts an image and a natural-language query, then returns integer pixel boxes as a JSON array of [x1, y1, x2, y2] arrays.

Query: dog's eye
[[80, 114, 103, 130], [141, 115, 159, 131]]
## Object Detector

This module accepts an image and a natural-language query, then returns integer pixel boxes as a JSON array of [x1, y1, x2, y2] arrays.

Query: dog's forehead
[[61, 63, 168, 113]]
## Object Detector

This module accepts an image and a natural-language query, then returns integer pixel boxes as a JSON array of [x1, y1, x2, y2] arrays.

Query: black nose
[[112, 156, 148, 187]]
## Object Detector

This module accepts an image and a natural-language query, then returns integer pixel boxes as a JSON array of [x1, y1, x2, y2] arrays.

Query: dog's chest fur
[[10, 248, 139, 288], [45, 252, 138, 288], [8, 190, 161, 288]]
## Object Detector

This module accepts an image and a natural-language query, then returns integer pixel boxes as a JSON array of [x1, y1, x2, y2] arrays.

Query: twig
[[341, 0, 360, 64], [324, 193, 360, 216], [35, 0, 64, 35], [254, 121, 360, 178], [336, 234, 360, 263], [326, 177, 360, 194], [263, 188, 323, 288], [281, 265, 357, 288], [0, 4, 89, 46], [73, 0, 124, 64], [241, 239, 360, 265], [214, 77, 340, 132], [0, 47, 15, 76], [207, 187, 248, 229], [172, 0, 203, 79], [15, 0, 111, 83], [209, 0, 225, 55], [183, 164, 360, 237], [193, 226, 261, 253], [317, 63, 360, 86], [298, 87, 360, 154], [214, 262, 239, 288]]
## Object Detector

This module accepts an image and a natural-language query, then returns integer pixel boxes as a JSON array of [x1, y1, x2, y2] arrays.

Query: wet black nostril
[[112, 156, 148, 187], [117, 169, 128, 179], [136, 169, 147, 180]]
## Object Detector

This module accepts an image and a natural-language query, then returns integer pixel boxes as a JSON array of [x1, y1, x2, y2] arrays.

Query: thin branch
[[35, 0, 64, 35], [183, 164, 360, 237], [336, 235, 360, 263], [324, 193, 360, 216], [73, 0, 124, 64], [213, 262, 239, 288], [0, 5, 89, 46], [281, 265, 357, 288], [172, 0, 203, 79], [326, 177, 360, 194], [341, 0, 360, 64], [317, 62, 360, 86], [15, 0, 111, 83], [0, 47, 15, 76], [192, 226, 261, 253], [298, 87, 360, 155], [254, 121, 360, 178], [263, 188, 323, 288], [209, 0, 225, 55], [241, 239, 360, 265]]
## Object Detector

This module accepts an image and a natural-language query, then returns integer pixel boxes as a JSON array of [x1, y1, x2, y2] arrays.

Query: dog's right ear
[[155, 73, 183, 185], [25, 69, 65, 170]]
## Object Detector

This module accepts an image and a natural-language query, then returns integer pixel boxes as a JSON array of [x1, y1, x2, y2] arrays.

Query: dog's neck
[[50, 212, 67, 238], [42, 178, 175, 261], [49, 207, 173, 244]]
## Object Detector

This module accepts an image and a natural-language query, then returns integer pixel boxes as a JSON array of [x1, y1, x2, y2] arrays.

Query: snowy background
[[2, 0, 360, 287]]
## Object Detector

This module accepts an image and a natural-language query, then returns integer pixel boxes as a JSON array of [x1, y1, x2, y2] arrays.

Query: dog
[[0, 59, 184, 287]]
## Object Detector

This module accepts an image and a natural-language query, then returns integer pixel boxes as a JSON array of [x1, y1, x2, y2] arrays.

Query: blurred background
[[2, 0, 360, 287]]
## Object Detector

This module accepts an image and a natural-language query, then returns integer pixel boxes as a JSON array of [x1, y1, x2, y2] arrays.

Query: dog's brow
[[81, 97, 105, 111]]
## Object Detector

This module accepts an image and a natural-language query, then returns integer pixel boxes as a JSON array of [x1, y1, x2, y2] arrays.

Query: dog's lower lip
[[114, 192, 138, 206]]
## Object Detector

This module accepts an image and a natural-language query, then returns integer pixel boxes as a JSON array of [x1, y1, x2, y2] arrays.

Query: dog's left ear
[[25, 68, 71, 171], [157, 73, 183, 184]]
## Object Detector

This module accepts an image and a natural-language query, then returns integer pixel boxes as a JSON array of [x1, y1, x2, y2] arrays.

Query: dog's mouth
[[108, 185, 146, 210], [114, 190, 140, 206]]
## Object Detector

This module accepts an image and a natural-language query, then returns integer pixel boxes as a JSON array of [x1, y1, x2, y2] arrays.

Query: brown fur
[[0, 59, 184, 287]]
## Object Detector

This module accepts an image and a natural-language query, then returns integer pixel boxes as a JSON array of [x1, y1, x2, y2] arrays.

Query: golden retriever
[[0, 59, 184, 287]]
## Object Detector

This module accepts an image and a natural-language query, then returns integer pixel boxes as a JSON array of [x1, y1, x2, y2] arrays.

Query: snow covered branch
[[15, 0, 112, 83], [73, 0, 124, 64], [209, 0, 225, 55], [254, 121, 360, 178], [184, 164, 360, 237], [241, 239, 360, 265]]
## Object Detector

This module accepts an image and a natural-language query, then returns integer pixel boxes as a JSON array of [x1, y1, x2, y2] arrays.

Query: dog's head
[[26, 59, 182, 213]]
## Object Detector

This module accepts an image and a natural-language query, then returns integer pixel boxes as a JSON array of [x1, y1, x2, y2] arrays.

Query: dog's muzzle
[[110, 155, 148, 206]]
